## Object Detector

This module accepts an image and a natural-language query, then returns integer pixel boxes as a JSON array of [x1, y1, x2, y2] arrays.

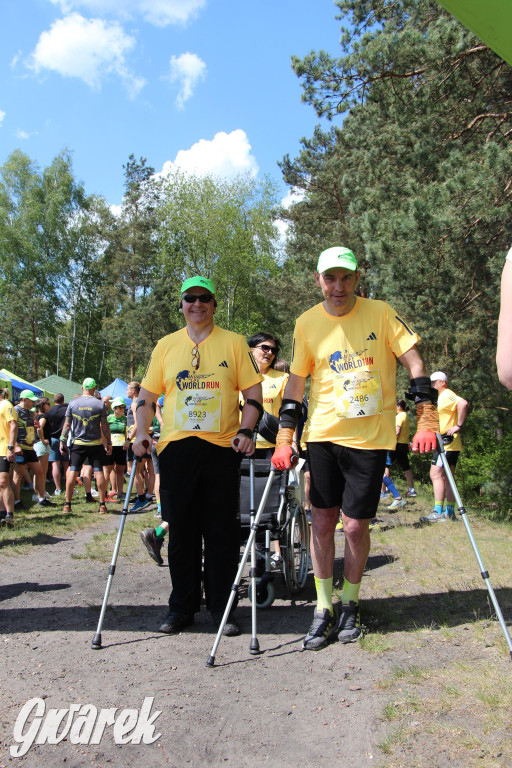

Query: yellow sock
[[341, 578, 361, 605], [314, 576, 333, 615]]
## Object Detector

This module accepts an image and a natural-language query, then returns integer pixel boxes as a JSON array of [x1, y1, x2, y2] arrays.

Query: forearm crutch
[[91, 442, 147, 650], [206, 466, 276, 667], [437, 433, 512, 658]]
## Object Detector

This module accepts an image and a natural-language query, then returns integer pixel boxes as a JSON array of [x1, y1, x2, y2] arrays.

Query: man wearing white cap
[[272, 246, 439, 651], [420, 372, 468, 524], [133, 276, 263, 638]]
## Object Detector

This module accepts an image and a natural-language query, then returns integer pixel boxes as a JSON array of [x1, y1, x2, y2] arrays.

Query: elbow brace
[[406, 378, 440, 434], [276, 399, 302, 449], [135, 399, 156, 413], [405, 377, 438, 405]]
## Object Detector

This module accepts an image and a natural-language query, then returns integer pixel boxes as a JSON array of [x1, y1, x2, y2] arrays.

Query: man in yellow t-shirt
[[272, 246, 439, 651], [0, 387, 17, 525], [420, 372, 468, 524], [133, 276, 263, 638]]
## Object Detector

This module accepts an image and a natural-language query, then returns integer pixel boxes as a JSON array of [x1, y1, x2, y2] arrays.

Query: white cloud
[[27, 13, 145, 96], [159, 130, 259, 179], [275, 188, 306, 249], [167, 52, 206, 109], [0, 111, 5, 126], [16, 129, 30, 139], [47, 0, 206, 26]]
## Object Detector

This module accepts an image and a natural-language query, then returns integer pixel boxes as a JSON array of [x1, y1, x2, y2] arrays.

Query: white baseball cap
[[430, 371, 447, 382]]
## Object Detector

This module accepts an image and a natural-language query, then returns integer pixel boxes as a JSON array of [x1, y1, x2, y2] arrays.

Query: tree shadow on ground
[[0, 581, 70, 601], [1, 586, 510, 638]]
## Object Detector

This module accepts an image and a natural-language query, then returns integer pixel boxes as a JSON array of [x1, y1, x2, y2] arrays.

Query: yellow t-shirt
[[290, 298, 420, 450], [0, 399, 16, 456], [256, 369, 288, 449], [437, 387, 463, 452], [142, 325, 263, 451], [396, 411, 410, 444]]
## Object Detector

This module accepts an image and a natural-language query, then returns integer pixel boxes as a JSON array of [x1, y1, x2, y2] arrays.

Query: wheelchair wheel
[[282, 502, 310, 595], [248, 577, 275, 609]]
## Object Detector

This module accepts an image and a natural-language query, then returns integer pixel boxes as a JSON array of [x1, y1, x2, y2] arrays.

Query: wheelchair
[[239, 457, 310, 609]]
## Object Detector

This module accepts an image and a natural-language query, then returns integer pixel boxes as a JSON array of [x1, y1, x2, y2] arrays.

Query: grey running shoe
[[388, 498, 406, 509], [337, 601, 362, 643], [140, 528, 164, 565], [302, 607, 338, 651], [419, 511, 447, 524]]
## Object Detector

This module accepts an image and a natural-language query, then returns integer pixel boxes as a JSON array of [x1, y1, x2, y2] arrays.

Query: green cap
[[180, 275, 215, 295], [83, 377, 96, 390], [111, 397, 126, 408], [20, 389, 38, 401], [317, 246, 358, 274]]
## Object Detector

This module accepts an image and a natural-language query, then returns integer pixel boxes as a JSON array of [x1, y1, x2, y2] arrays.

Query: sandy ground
[[0, 506, 509, 768]]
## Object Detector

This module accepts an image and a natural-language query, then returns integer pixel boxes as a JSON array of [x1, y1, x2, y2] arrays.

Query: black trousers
[[159, 437, 241, 616]]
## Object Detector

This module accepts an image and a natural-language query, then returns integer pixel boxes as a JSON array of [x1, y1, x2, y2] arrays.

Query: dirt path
[[1, 504, 511, 768]]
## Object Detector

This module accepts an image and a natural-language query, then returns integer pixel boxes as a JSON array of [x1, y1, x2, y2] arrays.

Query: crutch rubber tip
[[249, 640, 260, 655], [206, 656, 215, 667], [91, 633, 102, 650]]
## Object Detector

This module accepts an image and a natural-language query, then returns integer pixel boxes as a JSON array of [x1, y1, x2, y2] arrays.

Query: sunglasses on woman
[[182, 294, 214, 304], [254, 344, 277, 355]]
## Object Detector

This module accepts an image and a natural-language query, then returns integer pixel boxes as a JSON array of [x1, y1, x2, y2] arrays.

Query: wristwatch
[[7, 444, 14, 450]]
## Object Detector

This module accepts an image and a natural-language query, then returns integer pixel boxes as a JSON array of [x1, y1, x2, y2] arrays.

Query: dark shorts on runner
[[389, 442, 410, 471], [18, 449, 39, 464], [0, 457, 10, 473], [110, 446, 127, 467], [307, 442, 387, 519], [432, 450, 459, 468], [127, 444, 151, 462], [69, 444, 106, 473]]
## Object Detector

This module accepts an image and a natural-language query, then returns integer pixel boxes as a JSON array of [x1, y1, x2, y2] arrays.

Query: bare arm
[[447, 397, 469, 436], [233, 382, 263, 455], [282, 372, 307, 404], [497, 259, 512, 388], [7, 418, 17, 461], [397, 346, 427, 379], [59, 415, 71, 454], [101, 413, 112, 454], [133, 388, 158, 456]]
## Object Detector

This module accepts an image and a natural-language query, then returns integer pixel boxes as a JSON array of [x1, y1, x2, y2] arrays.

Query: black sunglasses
[[254, 344, 277, 355], [182, 294, 214, 304]]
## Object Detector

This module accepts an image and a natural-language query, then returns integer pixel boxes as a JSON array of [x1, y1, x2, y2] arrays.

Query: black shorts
[[389, 443, 410, 471], [127, 444, 151, 462], [69, 445, 106, 473], [109, 446, 127, 467], [0, 457, 10, 473], [18, 449, 38, 464], [432, 450, 459, 468], [307, 442, 387, 520]]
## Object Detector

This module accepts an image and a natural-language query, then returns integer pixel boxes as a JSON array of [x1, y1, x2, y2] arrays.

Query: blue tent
[[99, 378, 129, 403], [0, 368, 43, 402]]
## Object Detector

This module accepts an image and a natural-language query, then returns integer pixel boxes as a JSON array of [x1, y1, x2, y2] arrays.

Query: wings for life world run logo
[[329, 349, 374, 373], [176, 370, 220, 390]]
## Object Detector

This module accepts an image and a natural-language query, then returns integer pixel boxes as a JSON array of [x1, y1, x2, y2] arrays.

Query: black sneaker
[[140, 528, 164, 565], [158, 613, 194, 634], [38, 498, 56, 507], [14, 501, 27, 511], [337, 601, 362, 643], [85, 494, 96, 503], [302, 607, 338, 651], [211, 611, 241, 637], [1, 514, 14, 526]]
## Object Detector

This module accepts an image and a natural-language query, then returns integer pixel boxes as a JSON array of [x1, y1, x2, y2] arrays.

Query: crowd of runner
[[1, 241, 499, 651]]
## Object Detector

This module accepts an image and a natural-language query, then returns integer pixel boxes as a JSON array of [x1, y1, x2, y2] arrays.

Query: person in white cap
[[420, 372, 468, 524], [133, 276, 263, 638], [272, 246, 439, 651]]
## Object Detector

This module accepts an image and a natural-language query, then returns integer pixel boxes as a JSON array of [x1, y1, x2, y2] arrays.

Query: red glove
[[412, 430, 437, 453], [272, 445, 295, 470]]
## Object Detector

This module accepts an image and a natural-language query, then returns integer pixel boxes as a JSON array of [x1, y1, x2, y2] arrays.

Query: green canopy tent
[[438, 0, 512, 65]]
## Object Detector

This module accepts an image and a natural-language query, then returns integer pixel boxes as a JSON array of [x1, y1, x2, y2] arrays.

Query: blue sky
[[0, 0, 342, 207]]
